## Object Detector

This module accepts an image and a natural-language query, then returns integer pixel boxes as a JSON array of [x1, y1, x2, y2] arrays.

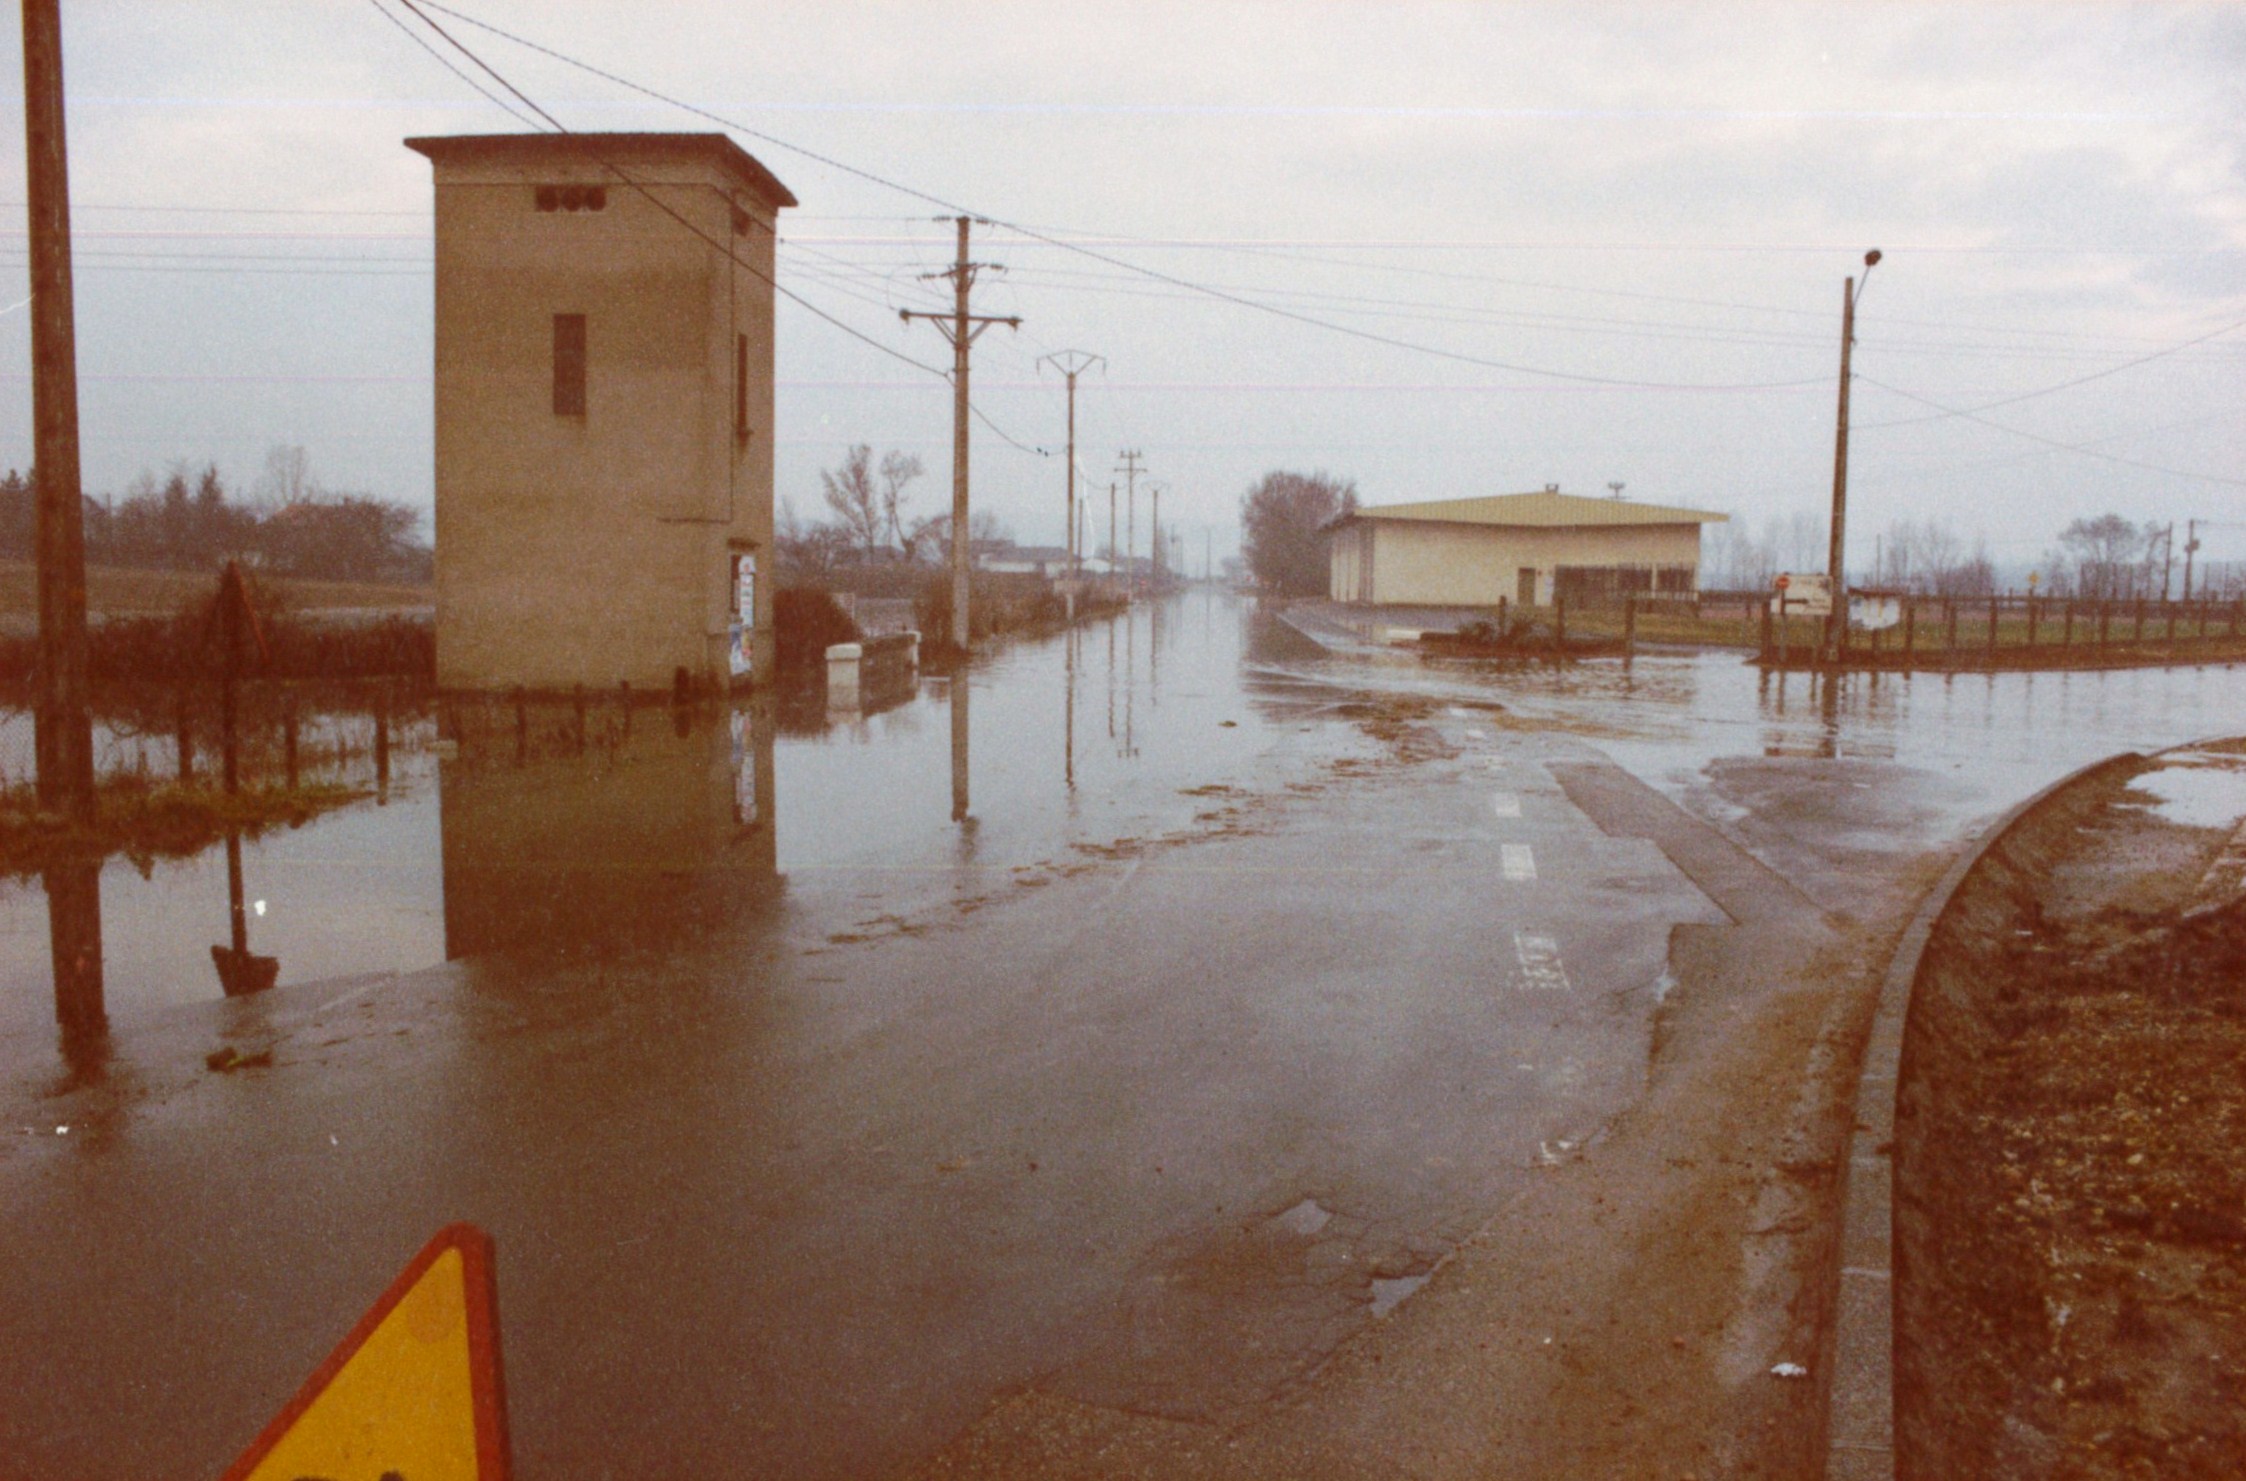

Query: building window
[[734, 333, 749, 443], [553, 313, 586, 417], [535, 184, 607, 213]]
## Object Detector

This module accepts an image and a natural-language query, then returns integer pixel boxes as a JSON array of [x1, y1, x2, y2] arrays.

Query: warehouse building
[[1328, 489, 1727, 607], [405, 132, 795, 692]]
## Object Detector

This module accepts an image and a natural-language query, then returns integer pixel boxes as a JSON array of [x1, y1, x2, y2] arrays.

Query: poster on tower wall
[[730, 554, 757, 677]]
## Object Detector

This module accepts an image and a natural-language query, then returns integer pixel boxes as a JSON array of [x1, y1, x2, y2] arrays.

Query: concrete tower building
[[404, 133, 796, 693]]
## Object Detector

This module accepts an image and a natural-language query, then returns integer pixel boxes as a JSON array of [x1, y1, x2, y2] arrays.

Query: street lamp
[[1826, 248, 1881, 663]]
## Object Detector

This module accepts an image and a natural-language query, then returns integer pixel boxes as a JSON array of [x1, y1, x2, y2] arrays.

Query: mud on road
[[1896, 745, 2246, 1479]]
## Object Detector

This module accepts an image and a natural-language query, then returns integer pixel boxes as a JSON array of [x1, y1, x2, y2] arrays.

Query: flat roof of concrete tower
[[403, 131, 798, 209]]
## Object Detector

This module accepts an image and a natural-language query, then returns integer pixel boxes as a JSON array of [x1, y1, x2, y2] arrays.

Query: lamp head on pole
[[1864, 249, 1882, 267]]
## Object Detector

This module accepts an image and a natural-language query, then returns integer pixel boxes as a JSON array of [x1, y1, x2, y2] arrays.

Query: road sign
[[1770, 572, 1832, 617], [220, 1224, 510, 1481]]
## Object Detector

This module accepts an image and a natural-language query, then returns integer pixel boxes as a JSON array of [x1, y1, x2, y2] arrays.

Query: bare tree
[[821, 444, 884, 559], [258, 443, 315, 506], [2058, 514, 2148, 599], [878, 451, 925, 556], [1241, 469, 1358, 595]]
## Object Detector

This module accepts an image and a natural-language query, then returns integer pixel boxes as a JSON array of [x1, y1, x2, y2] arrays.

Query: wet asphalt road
[[7, 596, 2246, 1476]]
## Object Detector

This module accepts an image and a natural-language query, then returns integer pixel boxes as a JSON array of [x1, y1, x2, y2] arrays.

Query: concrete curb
[[1822, 748, 2147, 1481]]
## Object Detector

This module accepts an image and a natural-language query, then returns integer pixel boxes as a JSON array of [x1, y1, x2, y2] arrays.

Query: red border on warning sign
[[217, 1221, 512, 1481]]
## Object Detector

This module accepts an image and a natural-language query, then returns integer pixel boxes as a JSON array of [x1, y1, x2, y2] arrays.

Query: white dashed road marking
[[1489, 792, 1521, 818], [1512, 932, 1571, 992], [1501, 843, 1537, 881]]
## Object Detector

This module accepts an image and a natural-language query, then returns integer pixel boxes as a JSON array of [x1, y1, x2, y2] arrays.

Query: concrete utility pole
[[1039, 351, 1102, 578], [1149, 482, 1164, 586], [1107, 481, 1117, 579], [2160, 522, 2175, 600], [22, 0, 93, 824], [901, 216, 1019, 650], [2184, 519, 2201, 601], [1117, 450, 1143, 589], [1826, 248, 1880, 662]]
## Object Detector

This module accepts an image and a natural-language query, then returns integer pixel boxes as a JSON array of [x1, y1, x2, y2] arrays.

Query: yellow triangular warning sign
[[219, 1223, 511, 1481]]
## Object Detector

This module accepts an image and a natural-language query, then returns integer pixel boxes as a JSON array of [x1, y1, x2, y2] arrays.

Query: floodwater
[[7, 597, 2246, 1038], [0, 597, 1369, 1035]]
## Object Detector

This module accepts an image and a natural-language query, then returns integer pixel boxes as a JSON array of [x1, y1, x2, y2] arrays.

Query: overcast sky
[[2, 1, 2242, 572]]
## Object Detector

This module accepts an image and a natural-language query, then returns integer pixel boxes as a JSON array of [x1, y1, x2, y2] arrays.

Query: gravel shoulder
[[1895, 742, 2246, 1479]]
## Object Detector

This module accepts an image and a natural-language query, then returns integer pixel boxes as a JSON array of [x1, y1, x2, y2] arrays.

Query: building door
[[1517, 567, 1538, 606]]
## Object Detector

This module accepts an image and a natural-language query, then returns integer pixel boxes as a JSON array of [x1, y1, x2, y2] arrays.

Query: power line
[[1856, 375, 2246, 488], [386, 0, 1056, 458], [1856, 313, 2246, 430], [363, 0, 542, 129], [405, 0, 1827, 393]]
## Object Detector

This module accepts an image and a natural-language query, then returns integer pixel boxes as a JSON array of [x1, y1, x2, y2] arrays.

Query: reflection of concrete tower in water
[[439, 698, 778, 960]]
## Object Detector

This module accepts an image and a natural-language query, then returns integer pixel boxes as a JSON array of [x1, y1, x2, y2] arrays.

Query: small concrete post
[[176, 685, 193, 782], [826, 642, 864, 711], [374, 683, 391, 791]]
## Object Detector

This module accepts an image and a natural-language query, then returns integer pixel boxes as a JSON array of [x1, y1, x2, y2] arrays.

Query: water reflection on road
[[0, 595, 1360, 1033], [8, 596, 2246, 1036]]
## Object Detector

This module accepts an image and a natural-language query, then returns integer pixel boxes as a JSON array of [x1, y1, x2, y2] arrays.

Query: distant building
[[975, 543, 1073, 577], [405, 132, 796, 691], [1327, 489, 1727, 607]]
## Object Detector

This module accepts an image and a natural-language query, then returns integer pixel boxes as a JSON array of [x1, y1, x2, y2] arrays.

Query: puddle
[[1368, 1274, 1429, 1318], [2124, 760, 2246, 831], [1271, 1198, 1333, 1237]]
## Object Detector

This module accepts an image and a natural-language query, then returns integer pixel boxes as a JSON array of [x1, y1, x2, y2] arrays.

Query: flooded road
[[6, 594, 2246, 1479], [0, 598, 1370, 1035]]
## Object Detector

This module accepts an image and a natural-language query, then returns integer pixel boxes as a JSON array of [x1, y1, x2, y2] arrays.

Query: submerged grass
[[0, 778, 368, 879]]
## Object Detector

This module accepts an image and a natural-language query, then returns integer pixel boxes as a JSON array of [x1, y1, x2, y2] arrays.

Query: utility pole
[[2160, 522, 2175, 600], [1107, 481, 1117, 582], [901, 216, 1019, 651], [23, 0, 93, 825], [23, 0, 103, 1044], [1116, 450, 1143, 590], [1150, 482, 1164, 588], [1038, 352, 1102, 579], [2184, 518, 2201, 601], [1826, 248, 1881, 663], [1607, 480, 1625, 501]]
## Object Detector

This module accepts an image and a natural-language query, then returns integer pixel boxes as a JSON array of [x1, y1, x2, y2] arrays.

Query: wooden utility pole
[[1116, 450, 1144, 589], [1826, 249, 1879, 663], [23, 0, 102, 1042], [23, 0, 93, 823], [1107, 481, 1117, 580], [1039, 351, 1102, 578], [2184, 518, 2200, 601], [901, 217, 1018, 650]]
